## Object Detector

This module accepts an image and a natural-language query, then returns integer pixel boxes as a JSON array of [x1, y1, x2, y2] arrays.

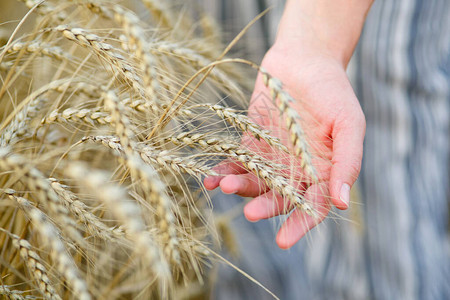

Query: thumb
[[329, 107, 365, 210]]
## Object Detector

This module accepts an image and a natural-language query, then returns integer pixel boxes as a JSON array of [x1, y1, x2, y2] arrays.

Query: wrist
[[275, 0, 373, 68]]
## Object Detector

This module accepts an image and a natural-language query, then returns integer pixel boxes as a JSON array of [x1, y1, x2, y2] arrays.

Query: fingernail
[[339, 183, 350, 207]]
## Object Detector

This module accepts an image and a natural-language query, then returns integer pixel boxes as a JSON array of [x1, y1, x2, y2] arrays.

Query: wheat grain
[[0, 285, 27, 300], [41, 108, 111, 127], [5, 40, 73, 61]]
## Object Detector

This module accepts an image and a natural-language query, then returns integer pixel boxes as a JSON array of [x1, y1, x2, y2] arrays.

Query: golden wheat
[[0, 0, 323, 298]]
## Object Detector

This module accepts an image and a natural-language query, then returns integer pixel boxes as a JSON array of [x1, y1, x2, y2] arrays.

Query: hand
[[204, 44, 365, 249]]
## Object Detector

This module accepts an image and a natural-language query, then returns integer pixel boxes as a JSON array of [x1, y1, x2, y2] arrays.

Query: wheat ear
[[41, 108, 111, 127], [194, 103, 289, 153], [49, 179, 124, 241], [5, 40, 73, 62], [166, 132, 315, 216], [260, 70, 318, 182], [83, 3, 162, 101], [18, 0, 66, 21], [66, 164, 170, 278], [0, 228, 61, 300], [0, 285, 28, 300], [0, 148, 83, 244], [0, 79, 73, 147], [104, 91, 181, 264], [55, 26, 156, 108], [83, 135, 217, 177], [12, 195, 91, 300]]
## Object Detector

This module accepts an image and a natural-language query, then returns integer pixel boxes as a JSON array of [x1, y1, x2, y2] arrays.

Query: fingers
[[244, 190, 290, 221], [276, 184, 330, 249], [220, 173, 269, 197], [203, 158, 247, 190], [329, 106, 366, 210]]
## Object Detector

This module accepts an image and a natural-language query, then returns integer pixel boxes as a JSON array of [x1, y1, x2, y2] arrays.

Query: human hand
[[204, 44, 365, 249]]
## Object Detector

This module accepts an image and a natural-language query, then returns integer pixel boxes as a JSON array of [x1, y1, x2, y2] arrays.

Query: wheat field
[[0, 1, 320, 299]]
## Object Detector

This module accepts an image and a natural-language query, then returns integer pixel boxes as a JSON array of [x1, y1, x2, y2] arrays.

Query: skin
[[205, 0, 373, 249]]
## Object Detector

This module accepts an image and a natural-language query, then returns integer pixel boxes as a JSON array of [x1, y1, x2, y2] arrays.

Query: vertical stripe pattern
[[356, 0, 450, 299]]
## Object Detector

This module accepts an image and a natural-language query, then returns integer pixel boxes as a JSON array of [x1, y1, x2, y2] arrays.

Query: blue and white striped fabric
[[208, 0, 450, 299], [355, 0, 450, 299]]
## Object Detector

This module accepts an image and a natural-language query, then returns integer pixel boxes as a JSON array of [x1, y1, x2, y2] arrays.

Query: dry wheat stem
[[11, 195, 91, 300]]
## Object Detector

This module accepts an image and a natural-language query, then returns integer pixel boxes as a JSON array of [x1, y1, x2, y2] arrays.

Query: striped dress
[[206, 0, 450, 299]]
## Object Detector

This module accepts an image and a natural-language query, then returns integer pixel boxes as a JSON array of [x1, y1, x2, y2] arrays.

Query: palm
[[205, 47, 365, 249]]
